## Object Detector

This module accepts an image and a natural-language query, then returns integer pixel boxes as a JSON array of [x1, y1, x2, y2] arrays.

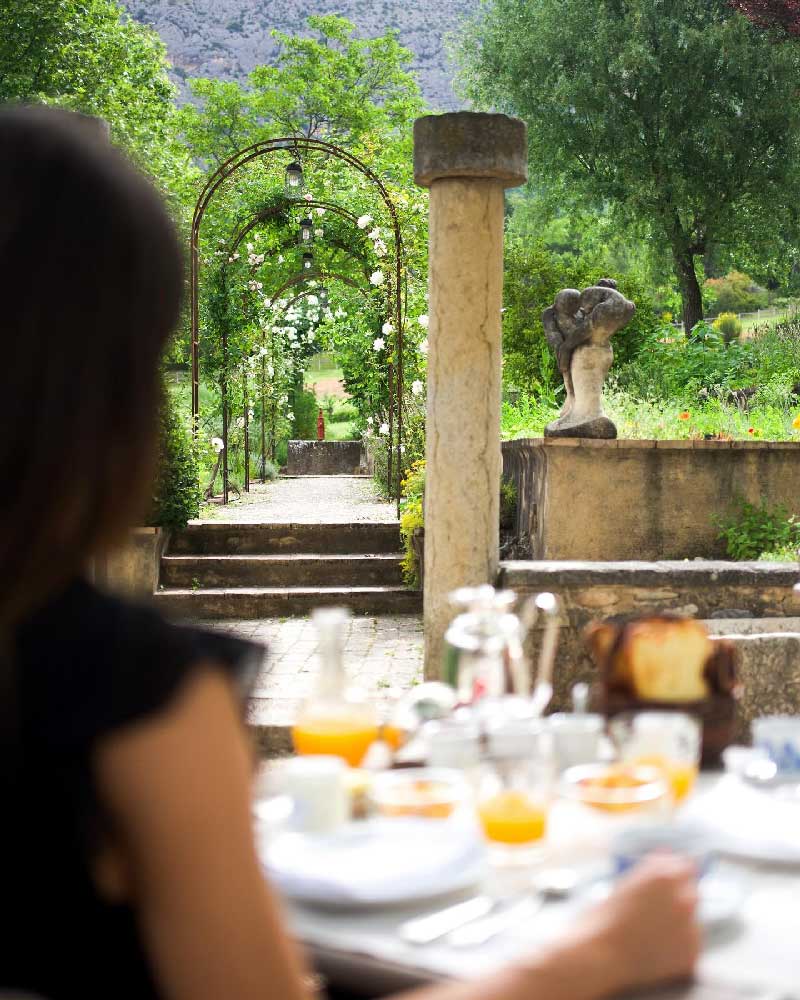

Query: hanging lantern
[[299, 217, 314, 245], [302, 251, 314, 271], [319, 287, 329, 307], [285, 161, 303, 196]]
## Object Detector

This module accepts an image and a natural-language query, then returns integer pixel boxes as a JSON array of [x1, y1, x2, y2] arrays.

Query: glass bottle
[[292, 608, 379, 767]]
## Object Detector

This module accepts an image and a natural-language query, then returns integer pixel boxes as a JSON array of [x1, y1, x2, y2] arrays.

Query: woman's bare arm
[[95, 668, 698, 1000], [95, 668, 313, 1000]]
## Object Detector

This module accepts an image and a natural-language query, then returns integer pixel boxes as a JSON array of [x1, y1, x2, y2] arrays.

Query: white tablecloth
[[281, 775, 800, 997]]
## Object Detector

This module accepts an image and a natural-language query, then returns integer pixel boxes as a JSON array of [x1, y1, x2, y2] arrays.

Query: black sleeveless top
[[2, 578, 261, 999]]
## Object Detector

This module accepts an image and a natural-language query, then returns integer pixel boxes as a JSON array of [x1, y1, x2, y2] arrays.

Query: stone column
[[414, 112, 528, 676]]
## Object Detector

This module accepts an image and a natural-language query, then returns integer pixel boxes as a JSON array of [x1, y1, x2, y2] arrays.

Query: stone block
[[285, 440, 364, 476]]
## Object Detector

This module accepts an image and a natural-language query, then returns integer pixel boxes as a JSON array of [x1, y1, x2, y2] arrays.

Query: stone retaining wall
[[285, 440, 364, 476], [502, 438, 800, 561], [498, 559, 800, 740]]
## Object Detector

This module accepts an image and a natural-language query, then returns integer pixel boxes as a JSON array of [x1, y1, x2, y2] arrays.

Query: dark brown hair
[[0, 105, 184, 624]]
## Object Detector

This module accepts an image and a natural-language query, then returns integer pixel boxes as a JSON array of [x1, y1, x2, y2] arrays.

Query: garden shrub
[[705, 270, 769, 315], [500, 478, 518, 530], [715, 498, 800, 560], [399, 460, 426, 588], [149, 387, 201, 530], [292, 387, 319, 439], [713, 312, 743, 344]]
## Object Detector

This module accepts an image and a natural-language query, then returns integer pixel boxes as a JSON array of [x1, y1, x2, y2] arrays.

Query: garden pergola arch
[[243, 270, 388, 491], [190, 137, 406, 506]]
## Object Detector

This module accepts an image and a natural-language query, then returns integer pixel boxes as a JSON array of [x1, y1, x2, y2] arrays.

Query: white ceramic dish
[[260, 817, 487, 909]]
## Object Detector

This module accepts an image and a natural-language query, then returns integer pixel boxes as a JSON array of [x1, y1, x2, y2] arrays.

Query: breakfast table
[[276, 774, 800, 1000]]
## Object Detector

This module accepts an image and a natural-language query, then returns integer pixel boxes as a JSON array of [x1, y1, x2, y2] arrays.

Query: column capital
[[413, 112, 528, 189]]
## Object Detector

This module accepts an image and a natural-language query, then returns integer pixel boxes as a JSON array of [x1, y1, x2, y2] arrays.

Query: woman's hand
[[570, 854, 701, 997]]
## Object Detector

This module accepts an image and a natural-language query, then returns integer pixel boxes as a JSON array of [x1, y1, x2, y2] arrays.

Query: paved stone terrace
[[204, 614, 424, 754], [203, 476, 397, 524]]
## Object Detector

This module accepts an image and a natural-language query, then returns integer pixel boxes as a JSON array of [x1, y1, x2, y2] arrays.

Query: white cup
[[752, 716, 800, 774], [268, 755, 349, 833], [548, 713, 605, 771]]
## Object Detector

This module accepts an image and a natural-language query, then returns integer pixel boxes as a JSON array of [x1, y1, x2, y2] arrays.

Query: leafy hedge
[[149, 387, 201, 530]]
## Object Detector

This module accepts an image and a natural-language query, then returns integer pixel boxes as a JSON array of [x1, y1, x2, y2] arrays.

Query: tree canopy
[[460, 0, 800, 332], [179, 15, 425, 169], [0, 0, 189, 194]]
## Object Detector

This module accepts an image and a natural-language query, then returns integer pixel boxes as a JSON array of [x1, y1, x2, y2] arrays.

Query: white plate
[[260, 817, 487, 909]]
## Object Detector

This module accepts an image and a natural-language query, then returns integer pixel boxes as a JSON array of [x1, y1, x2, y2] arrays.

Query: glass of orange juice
[[610, 712, 701, 806], [477, 719, 554, 862]]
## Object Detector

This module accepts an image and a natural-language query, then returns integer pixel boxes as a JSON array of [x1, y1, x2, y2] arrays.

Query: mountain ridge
[[122, 0, 478, 110]]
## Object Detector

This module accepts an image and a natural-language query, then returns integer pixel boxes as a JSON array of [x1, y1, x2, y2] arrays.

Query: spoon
[[446, 868, 580, 948]]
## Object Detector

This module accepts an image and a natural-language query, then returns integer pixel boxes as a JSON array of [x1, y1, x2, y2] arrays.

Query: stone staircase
[[154, 522, 421, 619]]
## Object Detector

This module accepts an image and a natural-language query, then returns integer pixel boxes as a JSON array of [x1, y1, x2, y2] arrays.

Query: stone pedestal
[[414, 112, 527, 677]]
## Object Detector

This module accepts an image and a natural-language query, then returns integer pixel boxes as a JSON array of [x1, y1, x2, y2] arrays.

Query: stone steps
[[169, 521, 402, 556], [154, 585, 421, 619], [158, 519, 420, 619], [161, 552, 404, 589]]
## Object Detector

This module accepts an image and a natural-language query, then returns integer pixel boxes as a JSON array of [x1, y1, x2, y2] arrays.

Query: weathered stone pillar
[[414, 112, 528, 676]]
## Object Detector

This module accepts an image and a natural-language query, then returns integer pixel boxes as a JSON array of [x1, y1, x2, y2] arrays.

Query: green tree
[[0, 0, 189, 194], [460, 0, 800, 332], [179, 15, 425, 167]]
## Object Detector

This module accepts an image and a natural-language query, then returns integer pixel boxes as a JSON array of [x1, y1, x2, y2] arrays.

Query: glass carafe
[[292, 608, 378, 767]]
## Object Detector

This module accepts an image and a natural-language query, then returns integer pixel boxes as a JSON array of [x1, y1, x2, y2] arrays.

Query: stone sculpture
[[543, 278, 636, 439]]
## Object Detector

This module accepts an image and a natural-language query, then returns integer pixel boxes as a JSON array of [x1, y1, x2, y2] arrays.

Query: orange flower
[[678, 411, 690, 421], [792, 414, 800, 430]]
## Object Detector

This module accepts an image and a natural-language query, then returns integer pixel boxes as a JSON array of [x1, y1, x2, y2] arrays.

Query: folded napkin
[[260, 816, 487, 906], [681, 775, 800, 866]]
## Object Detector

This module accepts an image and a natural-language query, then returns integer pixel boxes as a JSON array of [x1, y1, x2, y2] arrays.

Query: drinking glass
[[477, 719, 554, 861], [610, 712, 701, 805]]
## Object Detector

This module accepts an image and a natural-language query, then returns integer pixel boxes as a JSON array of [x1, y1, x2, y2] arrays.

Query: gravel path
[[201, 475, 398, 524]]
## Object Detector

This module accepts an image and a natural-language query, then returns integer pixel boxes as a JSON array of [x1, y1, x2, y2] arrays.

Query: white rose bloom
[[263, 298, 272, 309], [247, 242, 254, 252], [367, 416, 374, 425], [316, 207, 326, 216], [277, 254, 284, 264], [379, 422, 389, 436], [259, 346, 269, 357], [419, 338, 429, 355], [236, 417, 245, 429], [287, 411, 295, 421], [307, 295, 319, 306], [211, 437, 224, 453], [290, 341, 300, 349], [418, 314, 429, 329], [374, 240, 388, 257], [370, 271, 385, 286], [411, 379, 424, 396], [308, 331, 316, 342], [373, 337, 385, 351], [364, 428, 373, 438], [382, 321, 394, 335], [267, 365, 274, 378], [368, 227, 381, 240], [357, 214, 373, 229], [315, 228, 324, 237]]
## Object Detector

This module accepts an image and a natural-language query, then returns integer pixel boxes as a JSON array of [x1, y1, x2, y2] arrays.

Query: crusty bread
[[620, 618, 711, 702]]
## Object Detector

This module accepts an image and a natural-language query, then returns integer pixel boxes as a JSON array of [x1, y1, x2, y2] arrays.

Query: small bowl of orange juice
[[561, 763, 668, 813], [370, 768, 468, 820]]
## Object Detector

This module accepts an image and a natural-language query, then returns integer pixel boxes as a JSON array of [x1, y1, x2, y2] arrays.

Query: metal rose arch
[[189, 136, 407, 507]]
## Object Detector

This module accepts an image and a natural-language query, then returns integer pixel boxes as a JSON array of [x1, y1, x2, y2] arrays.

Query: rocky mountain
[[122, 0, 478, 110]]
